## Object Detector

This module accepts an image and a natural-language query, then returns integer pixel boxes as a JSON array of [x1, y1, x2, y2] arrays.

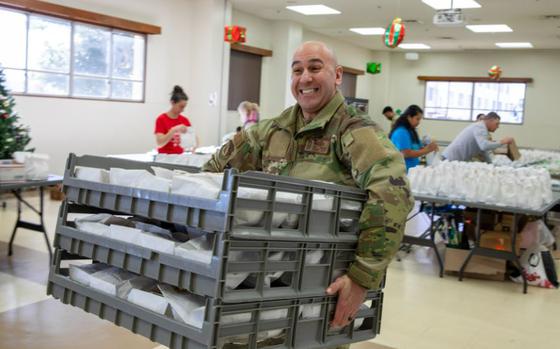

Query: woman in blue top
[[389, 105, 438, 171]]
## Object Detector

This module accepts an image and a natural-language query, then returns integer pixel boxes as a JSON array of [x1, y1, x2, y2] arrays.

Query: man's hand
[[326, 275, 367, 328], [500, 137, 514, 145]]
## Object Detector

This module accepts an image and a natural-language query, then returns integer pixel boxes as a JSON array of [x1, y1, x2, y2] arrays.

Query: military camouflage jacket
[[203, 92, 413, 289]]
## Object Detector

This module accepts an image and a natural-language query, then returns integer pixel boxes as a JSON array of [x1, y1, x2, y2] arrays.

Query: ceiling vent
[[433, 9, 465, 26], [402, 19, 423, 24]]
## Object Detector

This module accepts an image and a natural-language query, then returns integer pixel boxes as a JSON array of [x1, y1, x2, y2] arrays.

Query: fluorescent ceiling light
[[496, 42, 533, 48], [422, 0, 481, 10], [349, 27, 385, 35], [399, 43, 431, 49], [466, 24, 513, 33], [286, 5, 341, 15]]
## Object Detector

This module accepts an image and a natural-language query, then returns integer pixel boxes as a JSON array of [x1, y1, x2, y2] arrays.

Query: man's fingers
[[326, 277, 344, 295], [331, 297, 352, 328]]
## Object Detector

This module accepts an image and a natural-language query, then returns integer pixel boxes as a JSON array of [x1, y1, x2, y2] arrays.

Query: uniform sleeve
[[201, 123, 266, 172], [341, 126, 414, 289], [154, 116, 166, 134], [390, 128, 413, 151]]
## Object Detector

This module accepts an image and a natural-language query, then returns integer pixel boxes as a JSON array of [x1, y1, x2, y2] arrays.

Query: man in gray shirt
[[442, 112, 514, 163]]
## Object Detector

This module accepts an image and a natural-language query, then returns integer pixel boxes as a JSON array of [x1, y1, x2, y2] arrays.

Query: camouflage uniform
[[203, 92, 413, 292]]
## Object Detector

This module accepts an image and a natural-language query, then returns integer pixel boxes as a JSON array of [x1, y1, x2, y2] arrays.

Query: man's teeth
[[301, 88, 317, 94]]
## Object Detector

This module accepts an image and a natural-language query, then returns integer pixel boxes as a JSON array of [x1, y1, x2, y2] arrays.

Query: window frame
[[421, 78, 529, 125], [0, 7, 147, 103]]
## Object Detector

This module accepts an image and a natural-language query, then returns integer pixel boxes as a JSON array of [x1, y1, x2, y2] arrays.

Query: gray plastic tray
[[48, 267, 381, 349], [56, 202, 359, 302], [63, 154, 367, 242]]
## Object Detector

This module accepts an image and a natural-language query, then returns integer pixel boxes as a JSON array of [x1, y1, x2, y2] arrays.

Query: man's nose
[[301, 69, 313, 82]]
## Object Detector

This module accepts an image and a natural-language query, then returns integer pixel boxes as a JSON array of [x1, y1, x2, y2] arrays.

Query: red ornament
[[384, 18, 406, 48], [488, 65, 502, 80], [224, 25, 246, 43], [1, 113, 8, 120]]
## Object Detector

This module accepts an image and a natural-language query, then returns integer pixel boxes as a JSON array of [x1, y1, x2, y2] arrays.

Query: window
[[424, 80, 526, 124], [0, 7, 145, 101]]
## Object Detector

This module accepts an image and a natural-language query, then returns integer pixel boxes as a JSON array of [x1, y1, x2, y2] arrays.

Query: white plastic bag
[[225, 250, 253, 290], [69, 263, 110, 286], [108, 225, 141, 244], [74, 166, 110, 183], [158, 284, 206, 328], [180, 127, 197, 151], [138, 231, 177, 254], [135, 174, 171, 193], [109, 168, 150, 187], [24, 153, 49, 180], [511, 244, 556, 289], [74, 214, 112, 237], [235, 187, 268, 226], [89, 267, 152, 298], [174, 235, 213, 265], [151, 166, 175, 180], [171, 172, 223, 199], [127, 288, 170, 315]]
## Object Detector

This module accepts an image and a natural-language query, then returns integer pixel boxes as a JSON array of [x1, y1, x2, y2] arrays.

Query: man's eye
[[293, 68, 303, 74]]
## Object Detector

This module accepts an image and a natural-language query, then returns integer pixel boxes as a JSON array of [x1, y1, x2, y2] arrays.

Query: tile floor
[[0, 193, 558, 349]]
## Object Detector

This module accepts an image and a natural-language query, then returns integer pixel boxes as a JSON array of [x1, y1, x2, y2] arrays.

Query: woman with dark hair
[[389, 105, 438, 171], [154, 85, 198, 154]]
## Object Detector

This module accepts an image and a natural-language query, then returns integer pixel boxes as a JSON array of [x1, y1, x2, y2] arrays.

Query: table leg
[[7, 189, 22, 256], [7, 187, 53, 263], [510, 213, 527, 294], [39, 187, 53, 262], [429, 203, 444, 278], [459, 208, 481, 281]]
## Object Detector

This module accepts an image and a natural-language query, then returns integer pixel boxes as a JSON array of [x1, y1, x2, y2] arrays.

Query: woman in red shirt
[[154, 85, 198, 154]]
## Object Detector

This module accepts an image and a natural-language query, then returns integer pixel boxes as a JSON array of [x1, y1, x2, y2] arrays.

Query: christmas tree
[[0, 67, 32, 159]]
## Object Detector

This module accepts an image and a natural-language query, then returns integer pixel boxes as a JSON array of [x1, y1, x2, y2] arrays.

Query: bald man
[[204, 41, 412, 346]]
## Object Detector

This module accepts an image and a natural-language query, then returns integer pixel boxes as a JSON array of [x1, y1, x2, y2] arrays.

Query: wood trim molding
[[341, 66, 365, 76], [0, 0, 161, 34], [230, 43, 272, 57], [417, 76, 533, 83]]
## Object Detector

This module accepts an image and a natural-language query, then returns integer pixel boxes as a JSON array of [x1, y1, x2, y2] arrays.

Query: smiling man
[[203, 41, 413, 347]]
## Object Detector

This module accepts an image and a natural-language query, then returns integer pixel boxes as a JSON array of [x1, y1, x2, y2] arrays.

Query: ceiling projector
[[433, 8, 465, 26]]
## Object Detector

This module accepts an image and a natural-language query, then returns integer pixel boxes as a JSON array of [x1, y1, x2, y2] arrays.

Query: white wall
[[387, 50, 560, 149], [228, 10, 395, 133], [302, 30, 393, 129], [13, 0, 229, 173]]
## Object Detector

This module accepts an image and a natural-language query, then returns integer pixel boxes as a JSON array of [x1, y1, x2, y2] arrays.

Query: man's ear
[[335, 65, 343, 86]]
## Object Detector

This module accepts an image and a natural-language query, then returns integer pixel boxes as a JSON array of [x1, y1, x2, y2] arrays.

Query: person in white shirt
[[442, 112, 513, 163]]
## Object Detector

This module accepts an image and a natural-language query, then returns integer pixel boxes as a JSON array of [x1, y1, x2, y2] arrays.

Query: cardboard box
[[507, 139, 521, 161], [49, 184, 65, 201], [0, 161, 25, 182], [480, 231, 521, 255], [494, 140, 521, 161], [444, 247, 506, 281], [498, 213, 528, 233]]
